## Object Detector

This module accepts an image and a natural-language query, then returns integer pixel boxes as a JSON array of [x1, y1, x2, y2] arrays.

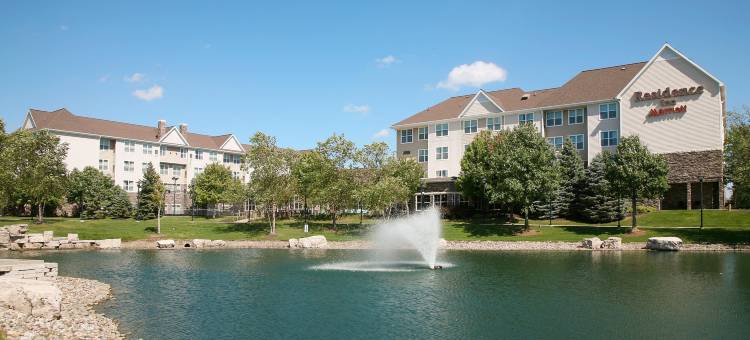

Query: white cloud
[[373, 129, 391, 139], [343, 104, 371, 113], [133, 85, 164, 101], [124, 73, 146, 83], [375, 55, 400, 67], [436, 61, 507, 90]]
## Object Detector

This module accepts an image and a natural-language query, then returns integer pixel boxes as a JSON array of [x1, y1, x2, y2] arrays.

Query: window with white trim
[[519, 112, 534, 125], [172, 165, 182, 177], [567, 108, 584, 125], [569, 134, 585, 150], [123, 180, 134, 192], [194, 167, 204, 175], [546, 136, 563, 149], [180, 148, 187, 159], [124, 161, 134, 172], [123, 140, 135, 152], [143, 143, 153, 155], [99, 138, 111, 150], [487, 117, 502, 131], [545, 111, 563, 127], [435, 123, 449, 137], [418, 149, 428, 163], [436, 146, 448, 160], [209, 151, 218, 162], [160, 163, 168, 176], [195, 150, 203, 160], [599, 103, 618, 119], [400, 129, 413, 143], [160, 146, 166, 156], [601, 130, 619, 147], [436, 170, 448, 178], [418, 127, 428, 140], [98, 159, 108, 171], [463, 119, 478, 134]]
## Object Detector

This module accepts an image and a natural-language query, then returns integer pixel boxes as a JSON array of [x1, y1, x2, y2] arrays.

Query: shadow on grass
[[215, 222, 270, 236], [452, 218, 528, 237], [560, 226, 629, 237], [648, 228, 750, 245]]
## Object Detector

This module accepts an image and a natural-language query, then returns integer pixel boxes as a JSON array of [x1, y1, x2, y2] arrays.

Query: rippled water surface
[[8, 249, 750, 339]]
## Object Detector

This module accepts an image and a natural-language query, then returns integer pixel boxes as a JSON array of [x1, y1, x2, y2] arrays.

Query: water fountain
[[312, 207, 447, 271]]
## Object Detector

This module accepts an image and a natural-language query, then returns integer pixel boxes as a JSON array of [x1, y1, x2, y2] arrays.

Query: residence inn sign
[[634, 85, 704, 117]]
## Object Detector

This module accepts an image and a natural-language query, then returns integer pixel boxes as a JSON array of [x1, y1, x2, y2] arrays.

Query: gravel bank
[[0, 276, 121, 339], [121, 239, 750, 251]]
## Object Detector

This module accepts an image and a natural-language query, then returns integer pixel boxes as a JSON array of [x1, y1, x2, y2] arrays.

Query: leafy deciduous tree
[[725, 107, 750, 208], [190, 163, 244, 218]]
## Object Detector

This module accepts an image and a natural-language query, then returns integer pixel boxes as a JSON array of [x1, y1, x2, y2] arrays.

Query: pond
[[7, 249, 750, 339]]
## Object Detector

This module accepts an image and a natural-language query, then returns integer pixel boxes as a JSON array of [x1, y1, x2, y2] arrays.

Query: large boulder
[[156, 240, 175, 249], [43, 231, 54, 242], [646, 237, 683, 251], [4, 224, 28, 236], [67, 233, 79, 241], [210, 240, 226, 247], [0, 229, 10, 245], [28, 233, 45, 243], [581, 237, 603, 249], [95, 239, 121, 249], [601, 237, 622, 249], [288, 239, 299, 248], [297, 235, 328, 249], [0, 278, 62, 320], [189, 239, 210, 248]]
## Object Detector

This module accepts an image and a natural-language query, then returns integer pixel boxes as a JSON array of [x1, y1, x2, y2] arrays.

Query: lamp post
[[136, 180, 142, 207], [699, 176, 704, 230], [172, 176, 178, 215]]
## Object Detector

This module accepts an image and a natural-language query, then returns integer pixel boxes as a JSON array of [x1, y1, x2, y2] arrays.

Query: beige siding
[[462, 94, 502, 117], [586, 102, 619, 162], [619, 55, 723, 154]]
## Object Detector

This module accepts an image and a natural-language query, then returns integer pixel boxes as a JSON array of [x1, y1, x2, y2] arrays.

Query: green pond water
[[6, 249, 750, 339]]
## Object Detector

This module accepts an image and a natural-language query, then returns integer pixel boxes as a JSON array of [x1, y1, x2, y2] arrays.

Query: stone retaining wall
[[0, 259, 58, 281], [0, 224, 120, 251]]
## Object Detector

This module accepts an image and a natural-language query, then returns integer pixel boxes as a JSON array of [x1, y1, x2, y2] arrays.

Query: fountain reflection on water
[[311, 207, 448, 271]]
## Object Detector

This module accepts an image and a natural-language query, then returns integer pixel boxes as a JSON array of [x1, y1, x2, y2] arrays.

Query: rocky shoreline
[[119, 239, 750, 251], [0, 276, 121, 339]]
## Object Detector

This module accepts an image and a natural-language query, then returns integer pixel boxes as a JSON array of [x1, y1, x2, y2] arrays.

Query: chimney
[[179, 123, 188, 134], [157, 120, 166, 137]]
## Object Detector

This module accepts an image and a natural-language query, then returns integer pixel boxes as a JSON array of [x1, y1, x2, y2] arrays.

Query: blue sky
[[1, 0, 748, 149]]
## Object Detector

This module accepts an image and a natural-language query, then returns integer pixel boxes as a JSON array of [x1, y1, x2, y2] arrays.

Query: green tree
[[605, 135, 669, 231], [580, 152, 622, 223], [362, 176, 407, 217], [107, 185, 133, 218], [0, 130, 68, 223], [457, 130, 494, 208], [190, 163, 244, 218], [0, 119, 9, 211], [67, 166, 116, 218], [291, 150, 328, 223], [725, 107, 750, 208], [136, 163, 166, 233], [315, 134, 356, 230], [555, 139, 586, 219], [244, 132, 296, 234], [384, 157, 423, 214]]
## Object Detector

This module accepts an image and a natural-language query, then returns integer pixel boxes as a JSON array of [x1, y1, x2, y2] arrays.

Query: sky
[[1, 0, 748, 150]]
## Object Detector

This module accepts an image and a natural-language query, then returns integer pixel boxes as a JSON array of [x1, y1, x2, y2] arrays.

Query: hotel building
[[22, 109, 250, 214], [393, 44, 726, 210]]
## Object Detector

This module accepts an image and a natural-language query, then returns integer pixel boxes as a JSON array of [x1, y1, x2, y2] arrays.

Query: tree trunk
[[271, 203, 277, 235], [157, 206, 161, 234], [405, 200, 410, 215], [36, 203, 44, 224], [524, 207, 529, 230], [359, 201, 363, 226], [332, 205, 337, 231], [630, 190, 638, 232]]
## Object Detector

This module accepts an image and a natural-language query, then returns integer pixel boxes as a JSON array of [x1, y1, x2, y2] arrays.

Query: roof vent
[[521, 94, 530, 100], [621, 67, 627, 70]]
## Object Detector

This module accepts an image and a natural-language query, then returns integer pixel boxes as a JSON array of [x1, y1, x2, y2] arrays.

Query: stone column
[[686, 182, 692, 210], [718, 178, 725, 209]]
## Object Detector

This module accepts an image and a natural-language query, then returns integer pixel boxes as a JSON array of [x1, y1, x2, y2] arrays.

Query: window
[[195, 150, 203, 160], [124, 161, 134, 172], [436, 146, 448, 160], [400, 129, 413, 143], [234, 155, 241, 164], [160, 163, 168, 176], [209, 151, 218, 162], [160, 146, 166, 156], [123, 140, 135, 152], [545, 111, 563, 127], [567, 108, 584, 125], [223, 154, 241, 164], [180, 148, 187, 159], [569, 134, 585, 150], [418, 149, 428, 163], [123, 180, 134, 192], [143, 143, 153, 155], [519, 113, 534, 125], [233, 171, 240, 179], [194, 167, 204, 175], [599, 103, 618, 119], [418, 127, 428, 140], [601, 130, 619, 147], [99, 138, 111, 150], [435, 123, 449, 137], [172, 165, 182, 177], [487, 117, 502, 131], [142, 162, 150, 173], [463, 119, 478, 134], [547, 136, 563, 149], [436, 170, 448, 178], [98, 159, 108, 171]]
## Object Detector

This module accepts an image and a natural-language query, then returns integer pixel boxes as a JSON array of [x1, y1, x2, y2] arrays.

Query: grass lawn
[[1, 209, 749, 244]]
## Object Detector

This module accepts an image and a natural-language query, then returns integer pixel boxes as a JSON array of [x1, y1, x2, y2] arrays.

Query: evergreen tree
[[107, 186, 133, 218], [555, 139, 586, 219], [580, 152, 622, 223], [136, 163, 165, 222]]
